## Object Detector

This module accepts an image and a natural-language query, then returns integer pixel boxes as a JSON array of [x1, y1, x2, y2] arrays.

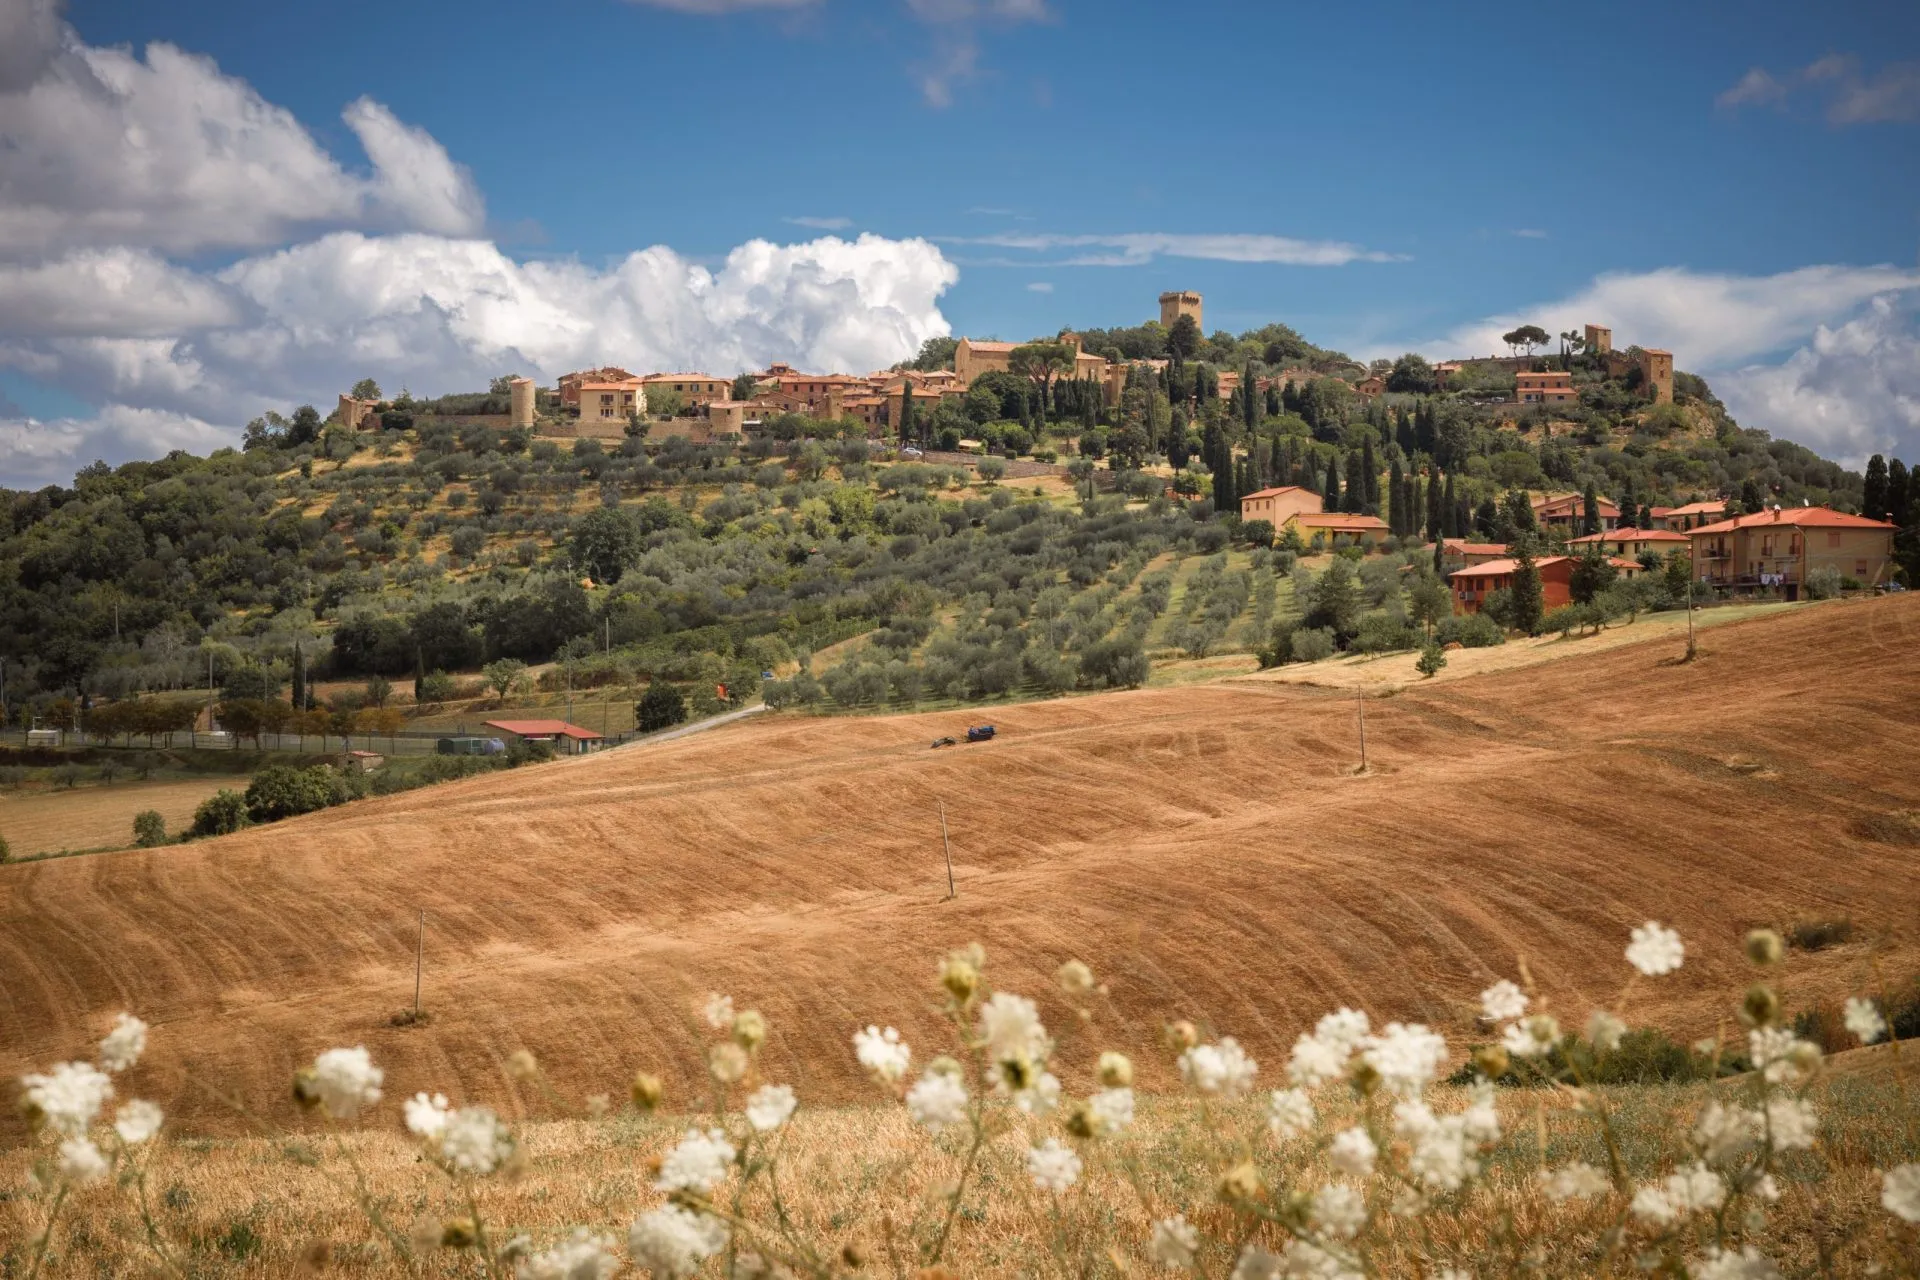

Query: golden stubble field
[[2, 594, 1918, 1140]]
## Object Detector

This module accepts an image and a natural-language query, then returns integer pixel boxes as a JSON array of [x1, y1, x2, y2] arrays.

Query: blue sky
[[2, 0, 1917, 483]]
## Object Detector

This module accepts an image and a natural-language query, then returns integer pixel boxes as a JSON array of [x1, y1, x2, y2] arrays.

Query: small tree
[[132, 810, 168, 848], [1568, 544, 1618, 604], [483, 659, 528, 703], [1415, 642, 1447, 679], [637, 682, 688, 733], [365, 674, 393, 708], [190, 789, 250, 838], [1510, 540, 1545, 635]]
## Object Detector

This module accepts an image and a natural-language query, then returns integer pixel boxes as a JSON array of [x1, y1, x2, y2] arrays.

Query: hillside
[[3, 594, 1916, 1134]]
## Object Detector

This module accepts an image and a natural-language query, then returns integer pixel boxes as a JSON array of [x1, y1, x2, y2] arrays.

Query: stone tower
[[509, 377, 536, 428], [1637, 349, 1673, 405], [1582, 323, 1613, 355], [1159, 291, 1202, 332]]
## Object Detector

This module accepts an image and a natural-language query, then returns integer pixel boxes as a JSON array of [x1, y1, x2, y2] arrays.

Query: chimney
[[1772, 507, 1781, 522]]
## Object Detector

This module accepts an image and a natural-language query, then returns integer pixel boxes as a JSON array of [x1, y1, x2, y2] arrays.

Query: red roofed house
[[558, 367, 638, 408], [1566, 528, 1692, 560], [1515, 370, 1576, 404], [1238, 485, 1323, 529], [1447, 556, 1642, 616], [1685, 506, 1897, 598], [1659, 500, 1730, 531], [484, 719, 605, 756], [1439, 539, 1512, 572], [1287, 512, 1392, 549], [1533, 492, 1621, 531]]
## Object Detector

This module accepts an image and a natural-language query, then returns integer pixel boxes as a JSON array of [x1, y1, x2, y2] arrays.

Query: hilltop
[[3, 594, 1915, 1134]]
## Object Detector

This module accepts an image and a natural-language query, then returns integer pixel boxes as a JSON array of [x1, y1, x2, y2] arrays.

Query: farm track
[[2, 595, 1917, 1134]]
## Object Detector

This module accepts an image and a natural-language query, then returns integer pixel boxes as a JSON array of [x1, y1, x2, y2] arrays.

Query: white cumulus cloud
[[0, 6, 483, 254], [0, 404, 234, 488], [0, 248, 240, 336]]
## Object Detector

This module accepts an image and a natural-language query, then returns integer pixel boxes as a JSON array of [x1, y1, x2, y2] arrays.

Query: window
[[1856, 561, 1868, 576], [1827, 531, 1842, 548]]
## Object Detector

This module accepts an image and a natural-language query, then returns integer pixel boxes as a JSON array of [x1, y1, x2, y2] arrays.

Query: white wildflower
[[1844, 997, 1887, 1045], [1026, 1137, 1081, 1193], [1629, 1185, 1676, 1227], [405, 1091, 451, 1140], [1434, 1272, 1473, 1280], [1586, 1009, 1626, 1053], [438, 1106, 514, 1176], [113, 1099, 163, 1145], [977, 991, 1049, 1062], [657, 1127, 735, 1194], [1640, 1162, 1727, 1222], [1409, 1118, 1477, 1193], [1747, 1027, 1819, 1085], [309, 1046, 383, 1118], [1691, 1245, 1783, 1280], [57, 1137, 108, 1185], [1314, 1008, 1372, 1050], [1362, 1022, 1447, 1094], [1764, 1096, 1818, 1151], [702, 993, 734, 1031], [707, 1042, 749, 1084], [1393, 1098, 1437, 1140], [627, 1206, 726, 1279], [1461, 1081, 1500, 1145], [1276, 1239, 1360, 1279], [852, 1026, 910, 1082], [1179, 1038, 1257, 1097], [745, 1084, 796, 1133], [1626, 921, 1684, 976], [1479, 979, 1527, 1023], [1090, 1086, 1134, 1134], [1328, 1126, 1377, 1178], [1539, 1161, 1611, 1202], [1013, 1070, 1061, 1116], [1287, 1031, 1351, 1087], [1879, 1163, 1920, 1223], [21, 1061, 113, 1137], [98, 1013, 149, 1073], [1310, 1183, 1367, 1238], [1500, 1014, 1561, 1058], [1390, 1185, 1430, 1218], [1693, 1101, 1759, 1165], [1230, 1244, 1281, 1280], [1269, 1087, 1315, 1141], [905, 1071, 969, 1131], [516, 1228, 622, 1280], [1147, 1214, 1199, 1269]]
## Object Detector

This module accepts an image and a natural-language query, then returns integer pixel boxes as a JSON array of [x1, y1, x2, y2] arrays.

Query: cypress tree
[[1619, 475, 1638, 529], [1362, 438, 1380, 514], [1442, 475, 1457, 538], [1510, 537, 1545, 635], [1889, 458, 1912, 528], [1266, 384, 1281, 417], [1343, 450, 1366, 514], [1457, 494, 1472, 541], [1639, 503, 1655, 530], [1409, 473, 1424, 538], [1415, 399, 1436, 455], [1324, 454, 1341, 509], [1580, 481, 1601, 536], [292, 642, 307, 711], [1864, 454, 1890, 521], [1388, 457, 1405, 535], [1243, 362, 1259, 430]]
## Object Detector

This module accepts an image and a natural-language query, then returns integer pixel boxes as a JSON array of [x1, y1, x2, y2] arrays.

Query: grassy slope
[[2, 594, 1916, 1137]]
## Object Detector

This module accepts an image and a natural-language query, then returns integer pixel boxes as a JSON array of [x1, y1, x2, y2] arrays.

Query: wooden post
[[413, 910, 426, 1017], [1356, 688, 1368, 774], [939, 801, 955, 900]]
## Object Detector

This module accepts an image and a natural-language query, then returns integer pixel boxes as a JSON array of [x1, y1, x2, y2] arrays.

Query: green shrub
[[1455, 1028, 1744, 1088], [637, 681, 688, 732], [189, 789, 250, 838], [132, 809, 168, 848], [1350, 613, 1419, 654], [1434, 612, 1503, 648], [1806, 566, 1844, 599], [1786, 917, 1853, 951], [243, 765, 338, 823], [1289, 626, 1336, 663], [1416, 642, 1446, 678]]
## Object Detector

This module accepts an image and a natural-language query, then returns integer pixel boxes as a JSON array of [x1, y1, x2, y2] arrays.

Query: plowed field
[[4, 596, 1917, 1133]]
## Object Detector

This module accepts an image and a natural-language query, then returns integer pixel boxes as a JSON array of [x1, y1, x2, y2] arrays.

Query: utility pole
[[413, 910, 426, 1018], [939, 800, 955, 900], [1355, 688, 1368, 774]]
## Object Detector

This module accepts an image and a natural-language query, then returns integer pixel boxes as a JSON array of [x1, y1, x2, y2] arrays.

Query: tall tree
[[1864, 454, 1890, 521], [898, 381, 915, 445], [1166, 314, 1201, 365], [1580, 481, 1601, 536], [1388, 457, 1406, 535], [1343, 451, 1366, 514], [1242, 362, 1259, 430], [291, 643, 307, 712], [1510, 537, 1545, 635], [1324, 455, 1342, 511], [1427, 467, 1444, 541], [1889, 458, 1912, 529], [1362, 438, 1380, 514], [1009, 341, 1075, 432]]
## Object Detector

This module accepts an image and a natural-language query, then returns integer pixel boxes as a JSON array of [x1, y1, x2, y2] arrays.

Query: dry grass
[[5, 1071, 1913, 1277], [0, 778, 233, 858], [2, 595, 1918, 1143]]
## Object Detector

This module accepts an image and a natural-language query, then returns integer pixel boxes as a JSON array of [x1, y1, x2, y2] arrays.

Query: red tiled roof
[[1686, 507, 1897, 536], [1443, 540, 1510, 555], [1240, 485, 1312, 501], [1292, 514, 1389, 530], [484, 719, 604, 740], [1665, 500, 1728, 516], [1449, 555, 1574, 578], [1566, 529, 1690, 544]]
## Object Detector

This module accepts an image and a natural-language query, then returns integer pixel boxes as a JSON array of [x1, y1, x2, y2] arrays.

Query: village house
[[641, 373, 732, 408], [1565, 528, 1693, 560], [1659, 500, 1730, 531], [953, 333, 1107, 386], [484, 719, 605, 756], [1685, 505, 1897, 598], [1237, 485, 1323, 529], [558, 367, 638, 408], [1438, 539, 1512, 572], [575, 377, 642, 424], [1354, 374, 1386, 400], [335, 394, 381, 431], [1287, 512, 1391, 549], [1515, 370, 1577, 405], [1447, 555, 1641, 615], [1532, 493, 1622, 531]]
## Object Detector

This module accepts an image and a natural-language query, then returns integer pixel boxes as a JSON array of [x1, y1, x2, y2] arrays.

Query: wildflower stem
[[928, 1108, 990, 1263], [25, 1183, 69, 1280]]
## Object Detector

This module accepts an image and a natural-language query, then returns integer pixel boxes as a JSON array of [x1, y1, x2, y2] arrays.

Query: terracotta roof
[[484, 719, 604, 740], [1442, 540, 1510, 555], [1533, 493, 1621, 514], [1566, 529, 1690, 544], [1648, 506, 1675, 517], [642, 372, 727, 383], [577, 380, 641, 392], [1240, 485, 1312, 502], [1292, 513, 1389, 530], [1686, 507, 1897, 536], [1665, 500, 1728, 516], [1449, 556, 1574, 579]]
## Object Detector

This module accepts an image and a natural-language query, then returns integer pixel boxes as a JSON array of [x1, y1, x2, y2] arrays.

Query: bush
[[0, 832, 9, 863], [1786, 917, 1853, 951], [637, 681, 688, 732], [132, 809, 168, 848], [1806, 566, 1844, 600], [1350, 612, 1419, 654], [1076, 635, 1150, 689], [1241, 518, 1274, 548], [1434, 612, 1504, 648], [975, 457, 1007, 482], [244, 765, 339, 823], [1289, 627, 1336, 662], [189, 789, 250, 838], [1416, 642, 1446, 678]]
